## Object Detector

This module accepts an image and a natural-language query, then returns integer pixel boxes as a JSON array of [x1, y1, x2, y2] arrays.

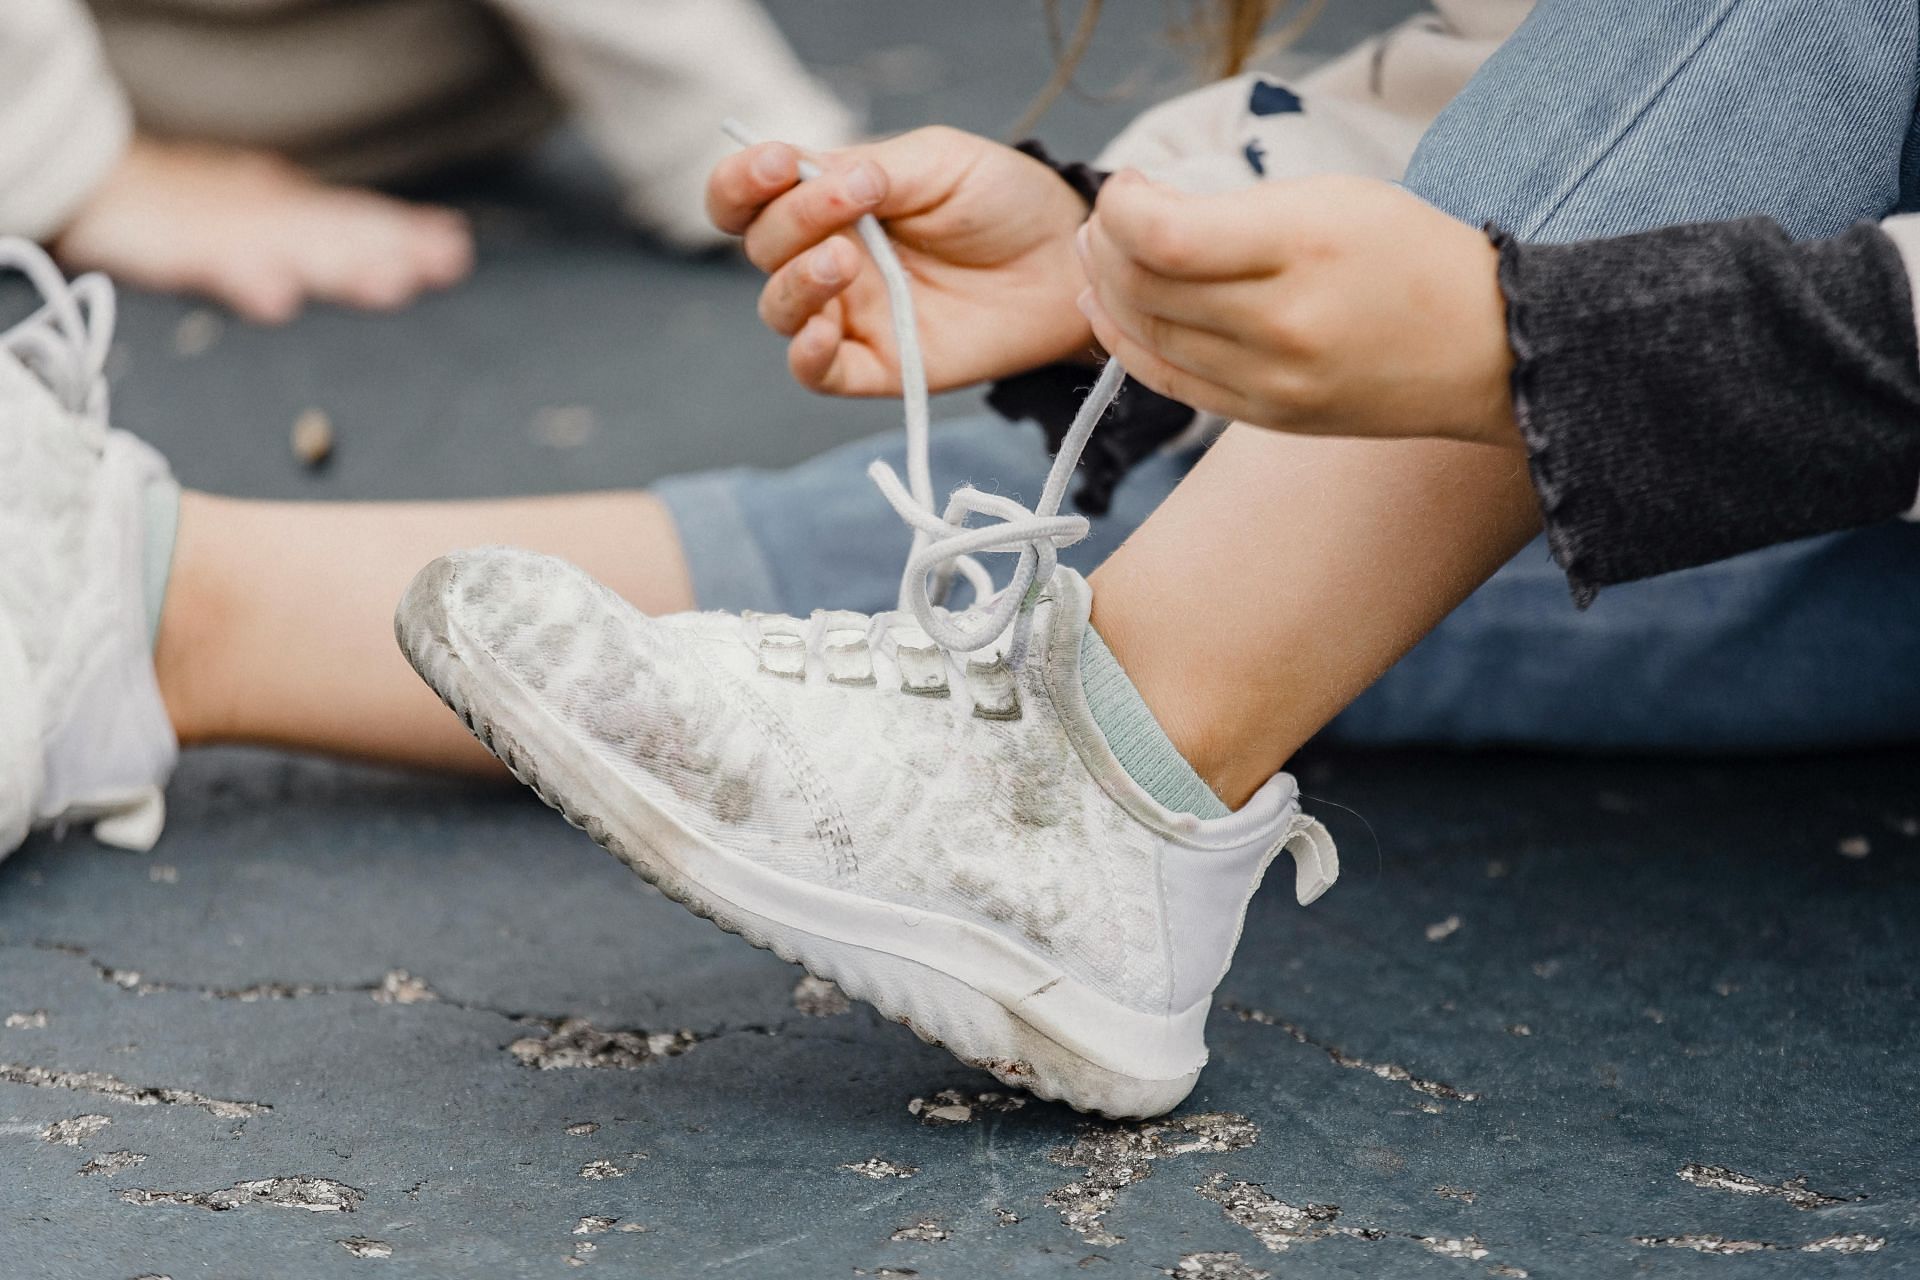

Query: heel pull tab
[[1283, 815, 1338, 905]]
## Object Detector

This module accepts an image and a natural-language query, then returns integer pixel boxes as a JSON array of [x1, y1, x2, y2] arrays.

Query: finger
[[706, 142, 801, 237], [1080, 287, 1253, 423], [788, 309, 897, 397], [208, 260, 303, 325], [757, 237, 858, 336], [1079, 218, 1261, 340], [297, 201, 426, 311], [1092, 171, 1280, 281], [739, 155, 888, 274], [408, 207, 476, 288], [787, 311, 844, 390], [1106, 304, 1281, 396]]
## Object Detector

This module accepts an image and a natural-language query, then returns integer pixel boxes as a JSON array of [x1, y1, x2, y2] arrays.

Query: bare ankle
[[1088, 576, 1299, 813]]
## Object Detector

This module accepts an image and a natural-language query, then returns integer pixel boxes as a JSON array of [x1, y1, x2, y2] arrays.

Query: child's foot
[[0, 241, 179, 857], [53, 139, 474, 324], [397, 550, 1335, 1118]]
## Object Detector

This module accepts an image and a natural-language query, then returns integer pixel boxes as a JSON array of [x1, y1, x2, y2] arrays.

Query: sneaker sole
[[0, 619, 40, 857], [397, 565, 1205, 1119]]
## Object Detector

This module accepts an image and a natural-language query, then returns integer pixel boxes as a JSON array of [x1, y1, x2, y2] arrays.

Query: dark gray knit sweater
[[1497, 218, 1920, 603]]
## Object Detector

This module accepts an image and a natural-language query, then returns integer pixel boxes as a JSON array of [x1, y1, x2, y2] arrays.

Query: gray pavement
[[4, 2, 1918, 1277]]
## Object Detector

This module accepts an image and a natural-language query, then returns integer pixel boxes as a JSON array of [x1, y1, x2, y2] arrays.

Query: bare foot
[[52, 138, 475, 324]]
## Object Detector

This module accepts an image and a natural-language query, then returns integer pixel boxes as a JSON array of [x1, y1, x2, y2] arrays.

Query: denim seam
[[1519, 0, 1747, 240]]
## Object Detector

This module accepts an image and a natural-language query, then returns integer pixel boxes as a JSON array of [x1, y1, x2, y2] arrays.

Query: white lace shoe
[[0, 240, 178, 858], [398, 551, 1335, 1117]]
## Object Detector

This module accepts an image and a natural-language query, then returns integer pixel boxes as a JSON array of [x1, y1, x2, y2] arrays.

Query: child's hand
[[1078, 172, 1519, 448], [707, 127, 1092, 396], [53, 139, 473, 324]]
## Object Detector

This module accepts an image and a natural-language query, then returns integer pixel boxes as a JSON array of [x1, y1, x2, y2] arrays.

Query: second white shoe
[[0, 240, 178, 859], [398, 550, 1335, 1118]]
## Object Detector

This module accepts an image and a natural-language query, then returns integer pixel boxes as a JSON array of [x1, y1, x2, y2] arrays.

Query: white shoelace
[[723, 122, 1127, 668], [0, 238, 115, 429]]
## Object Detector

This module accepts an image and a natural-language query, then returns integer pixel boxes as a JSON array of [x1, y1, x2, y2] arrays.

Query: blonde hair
[[1015, 0, 1325, 135]]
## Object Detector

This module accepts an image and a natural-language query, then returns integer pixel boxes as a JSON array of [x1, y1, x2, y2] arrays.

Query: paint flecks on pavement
[[841, 1157, 919, 1180], [1677, 1164, 1852, 1210], [1224, 1006, 1481, 1102], [121, 1177, 364, 1213], [0, 1063, 269, 1118], [78, 1150, 146, 1177], [39, 1113, 110, 1146], [509, 1018, 699, 1070], [1045, 1113, 1260, 1246]]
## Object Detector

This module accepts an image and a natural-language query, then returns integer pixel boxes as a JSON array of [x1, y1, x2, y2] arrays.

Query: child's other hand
[[1078, 172, 1519, 449], [707, 127, 1091, 396], [52, 138, 474, 324]]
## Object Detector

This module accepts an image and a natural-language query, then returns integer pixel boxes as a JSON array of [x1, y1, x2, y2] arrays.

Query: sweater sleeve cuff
[[1012, 139, 1110, 209], [1495, 218, 1920, 605], [1872, 212, 1920, 520]]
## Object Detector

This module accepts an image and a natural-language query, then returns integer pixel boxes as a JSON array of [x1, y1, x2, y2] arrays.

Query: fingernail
[[810, 244, 844, 284], [1076, 287, 1096, 318], [1075, 222, 1092, 260], [846, 162, 883, 204], [751, 145, 789, 183]]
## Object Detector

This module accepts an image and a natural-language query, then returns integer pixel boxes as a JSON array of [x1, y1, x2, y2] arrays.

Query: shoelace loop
[[723, 122, 1126, 668], [0, 240, 115, 429]]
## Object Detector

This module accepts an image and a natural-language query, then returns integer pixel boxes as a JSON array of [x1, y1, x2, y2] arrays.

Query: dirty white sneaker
[[398, 552, 1336, 1117], [0, 239, 177, 858]]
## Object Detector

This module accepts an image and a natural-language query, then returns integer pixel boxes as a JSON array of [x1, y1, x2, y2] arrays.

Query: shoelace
[[723, 122, 1126, 669], [0, 238, 115, 429]]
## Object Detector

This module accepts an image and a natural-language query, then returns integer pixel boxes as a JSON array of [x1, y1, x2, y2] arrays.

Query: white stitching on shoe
[[700, 652, 859, 879]]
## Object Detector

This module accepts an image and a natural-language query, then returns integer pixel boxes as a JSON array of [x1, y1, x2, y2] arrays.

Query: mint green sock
[[1078, 626, 1229, 820], [141, 477, 181, 649]]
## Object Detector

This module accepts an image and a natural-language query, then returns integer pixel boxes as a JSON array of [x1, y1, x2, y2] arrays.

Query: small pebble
[[292, 408, 335, 468], [1424, 915, 1462, 943], [1838, 836, 1871, 859], [173, 309, 222, 358], [532, 405, 598, 449]]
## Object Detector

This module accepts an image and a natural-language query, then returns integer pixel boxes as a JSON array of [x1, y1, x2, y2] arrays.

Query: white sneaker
[[397, 551, 1336, 1117], [0, 240, 177, 858]]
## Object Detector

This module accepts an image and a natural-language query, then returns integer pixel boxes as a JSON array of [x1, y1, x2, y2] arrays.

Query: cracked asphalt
[[4, 2, 1918, 1275]]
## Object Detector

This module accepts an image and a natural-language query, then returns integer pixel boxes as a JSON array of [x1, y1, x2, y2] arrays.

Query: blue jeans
[[658, 0, 1920, 750]]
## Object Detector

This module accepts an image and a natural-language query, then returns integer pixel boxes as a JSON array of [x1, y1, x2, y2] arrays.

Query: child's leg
[[1091, 429, 1541, 806], [480, 0, 856, 248], [158, 490, 692, 773]]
